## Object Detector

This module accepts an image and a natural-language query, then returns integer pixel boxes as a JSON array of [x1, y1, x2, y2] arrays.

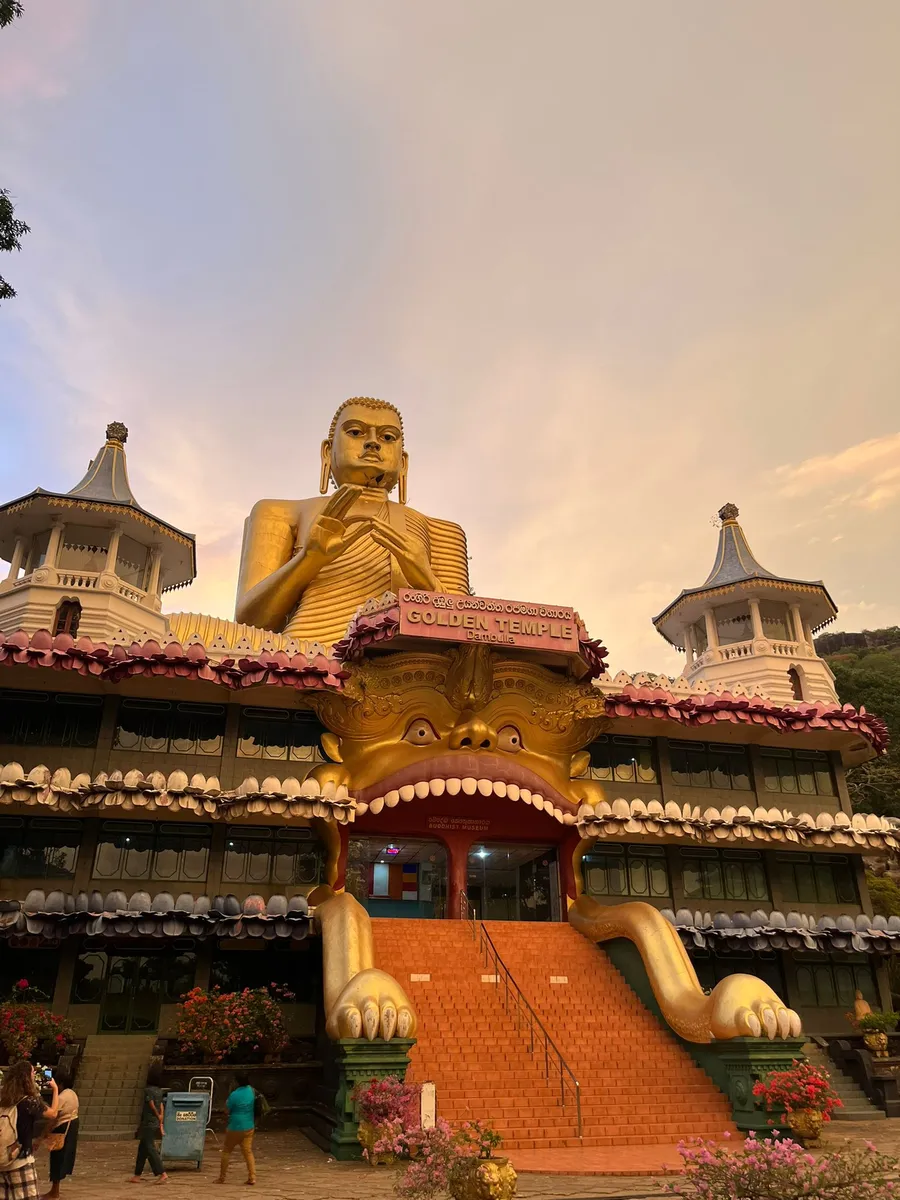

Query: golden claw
[[569, 894, 802, 1043], [326, 967, 417, 1041]]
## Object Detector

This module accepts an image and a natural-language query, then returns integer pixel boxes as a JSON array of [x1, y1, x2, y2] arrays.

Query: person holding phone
[[129, 1066, 167, 1185], [0, 1060, 58, 1200], [40, 1067, 79, 1200]]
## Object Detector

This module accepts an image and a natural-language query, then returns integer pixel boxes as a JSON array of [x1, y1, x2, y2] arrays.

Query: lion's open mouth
[[354, 752, 576, 824]]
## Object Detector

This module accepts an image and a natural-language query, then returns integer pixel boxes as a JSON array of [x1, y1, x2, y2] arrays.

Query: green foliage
[[0, 2, 24, 30], [819, 629, 900, 817], [857, 1010, 899, 1035], [867, 874, 900, 919]]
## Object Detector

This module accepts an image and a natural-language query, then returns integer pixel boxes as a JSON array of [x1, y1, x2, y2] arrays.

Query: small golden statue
[[235, 398, 469, 648]]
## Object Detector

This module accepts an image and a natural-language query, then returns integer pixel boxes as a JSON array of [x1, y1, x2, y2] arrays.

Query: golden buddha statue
[[235, 398, 469, 648]]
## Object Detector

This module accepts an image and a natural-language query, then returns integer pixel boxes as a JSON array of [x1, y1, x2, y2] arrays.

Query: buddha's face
[[329, 403, 405, 490]]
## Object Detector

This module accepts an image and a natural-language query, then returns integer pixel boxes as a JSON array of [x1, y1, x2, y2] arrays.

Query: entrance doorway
[[346, 836, 448, 918], [72, 948, 196, 1034], [467, 843, 560, 921]]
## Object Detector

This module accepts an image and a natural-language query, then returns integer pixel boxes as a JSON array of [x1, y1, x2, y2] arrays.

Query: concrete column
[[749, 597, 764, 640], [146, 545, 163, 595], [104, 524, 123, 574], [45, 518, 66, 568], [683, 624, 695, 667], [703, 607, 719, 650], [789, 604, 804, 645], [6, 535, 26, 580]]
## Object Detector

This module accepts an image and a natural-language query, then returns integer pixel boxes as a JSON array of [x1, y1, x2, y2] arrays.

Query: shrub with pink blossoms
[[666, 1131, 898, 1200]]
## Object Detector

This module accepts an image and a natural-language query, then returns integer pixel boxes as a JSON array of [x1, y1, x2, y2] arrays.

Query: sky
[[1, 1, 899, 676]]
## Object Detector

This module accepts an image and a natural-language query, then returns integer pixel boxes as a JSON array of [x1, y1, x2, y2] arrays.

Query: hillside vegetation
[[816, 627, 900, 817]]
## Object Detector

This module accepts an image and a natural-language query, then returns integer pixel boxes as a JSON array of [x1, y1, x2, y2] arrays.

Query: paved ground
[[45, 1120, 900, 1200]]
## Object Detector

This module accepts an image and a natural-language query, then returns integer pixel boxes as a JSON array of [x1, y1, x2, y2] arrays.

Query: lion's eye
[[497, 725, 523, 753], [404, 719, 438, 746]]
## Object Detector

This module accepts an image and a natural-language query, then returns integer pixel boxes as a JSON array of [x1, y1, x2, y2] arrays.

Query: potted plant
[[0, 981, 72, 1063], [351, 1076, 419, 1165], [752, 1059, 842, 1145], [856, 1010, 899, 1058], [449, 1120, 516, 1200]]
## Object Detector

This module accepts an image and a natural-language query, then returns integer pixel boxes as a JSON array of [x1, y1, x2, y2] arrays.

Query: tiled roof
[[664, 907, 900, 955], [577, 795, 899, 852], [0, 629, 349, 691], [0, 890, 311, 941]]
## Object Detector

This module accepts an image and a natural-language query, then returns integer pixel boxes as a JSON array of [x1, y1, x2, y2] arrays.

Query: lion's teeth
[[461, 777, 478, 795], [414, 780, 430, 799], [520, 789, 532, 805], [507, 784, 520, 801], [399, 784, 416, 801], [446, 778, 461, 795], [477, 778, 493, 797], [493, 781, 507, 797], [554, 806, 564, 823], [356, 801, 369, 815], [430, 778, 446, 796], [385, 790, 400, 807], [531, 793, 543, 810], [369, 796, 385, 814]]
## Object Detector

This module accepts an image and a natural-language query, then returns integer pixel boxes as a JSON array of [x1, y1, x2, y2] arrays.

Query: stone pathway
[[51, 1119, 900, 1200]]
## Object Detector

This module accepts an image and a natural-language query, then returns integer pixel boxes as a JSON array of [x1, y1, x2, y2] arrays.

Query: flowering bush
[[753, 1059, 842, 1120], [352, 1075, 420, 1130], [455, 1119, 503, 1159], [174, 985, 290, 1062], [396, 1121, 458, 1199], [666, 1131, 898, 1199], [0, 980, 72, 1061]]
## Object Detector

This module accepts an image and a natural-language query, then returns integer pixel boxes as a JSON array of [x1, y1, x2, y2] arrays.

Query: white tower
[[653, 503, 839, 704], [0, 422, 196, 643]]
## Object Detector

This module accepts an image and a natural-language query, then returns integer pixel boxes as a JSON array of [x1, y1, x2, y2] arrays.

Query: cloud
[[0, 0, 90, 102], [773, 433, 900, 510]]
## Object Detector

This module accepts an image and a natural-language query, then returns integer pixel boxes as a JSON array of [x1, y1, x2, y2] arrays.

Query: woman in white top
[[42, 1068, 78, 1200]]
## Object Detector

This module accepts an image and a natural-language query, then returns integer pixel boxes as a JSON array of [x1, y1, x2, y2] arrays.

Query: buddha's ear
[[321, 732, 343, 763], [319, 440, 332, 495], [398, 451, 409, 504]]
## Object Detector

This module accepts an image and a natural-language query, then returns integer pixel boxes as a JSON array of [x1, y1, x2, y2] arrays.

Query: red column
[[445, 830, 473, 918], [559, 829, 582, 915]]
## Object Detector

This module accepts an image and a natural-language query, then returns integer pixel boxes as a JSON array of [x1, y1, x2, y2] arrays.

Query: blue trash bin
[[160, 1091, 211, 1169]]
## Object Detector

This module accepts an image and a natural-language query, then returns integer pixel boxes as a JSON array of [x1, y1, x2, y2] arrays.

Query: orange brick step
[[371, 918, 735, 1151]]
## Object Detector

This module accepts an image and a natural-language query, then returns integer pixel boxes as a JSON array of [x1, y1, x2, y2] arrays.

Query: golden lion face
[[312, 646, 607, 823]]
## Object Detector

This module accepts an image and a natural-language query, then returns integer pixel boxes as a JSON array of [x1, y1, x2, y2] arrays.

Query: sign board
[[427, 816, 490, 833], [399, 589, 579, 655]]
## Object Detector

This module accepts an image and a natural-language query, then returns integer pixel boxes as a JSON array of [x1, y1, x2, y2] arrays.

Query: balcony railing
[[459, 892, 582, 1138], [13, 568, 149, 605], [690, 637, 811, 670]]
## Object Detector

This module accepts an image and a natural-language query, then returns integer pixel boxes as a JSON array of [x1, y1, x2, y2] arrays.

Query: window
[[794, 954, 877, 1008], [237, 707, 325, 761], [583, 845, 670, 899], [0, 689, 103, 748], [92, 821, 210, 882], [760, 748, 834, 796], [670, 741, 751, 790], [69, 950, 197, 1005], [691, 948, 785, 998], [715, 602, 753, 646], [53, 599, 82, 637], [681, 848, 770, 903], [0, 949, 60, 1000], [0, 817, 80, 878], [588, 735, 657, 783], [773, 852, 858, 905], [114, 698, 225, 755], [787, 668, 804, 701], [210, 943, 320, 1003], [760, 601, 793, 642], [223, 826, 323, 887]]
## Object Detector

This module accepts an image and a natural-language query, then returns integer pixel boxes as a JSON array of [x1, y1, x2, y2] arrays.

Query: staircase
[[803, 1042, 886, 1121], [372, 919, 735, 1150], [75, 1034, 156, 1140]]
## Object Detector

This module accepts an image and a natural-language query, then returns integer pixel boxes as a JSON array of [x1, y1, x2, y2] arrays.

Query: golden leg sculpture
[[569, 894, 801, 1043], [311, 885, 417, 1041]]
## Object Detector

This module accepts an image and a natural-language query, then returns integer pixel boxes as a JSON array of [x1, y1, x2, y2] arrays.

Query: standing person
[[129, 1066, 167, 1184], [216, 1072, 256, 1186], [41, 1068, 79, 1200], [0, 1061, 58, 1200]]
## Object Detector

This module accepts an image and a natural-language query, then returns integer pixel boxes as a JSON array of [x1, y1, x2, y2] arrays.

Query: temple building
[[0, 409, 894, 1154]]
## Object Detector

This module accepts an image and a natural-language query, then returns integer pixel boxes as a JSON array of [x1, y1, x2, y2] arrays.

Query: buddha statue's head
[[320, 397, 408, 502]]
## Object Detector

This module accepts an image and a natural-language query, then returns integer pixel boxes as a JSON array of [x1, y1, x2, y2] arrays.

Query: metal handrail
[[461, 894, 582, 1139]]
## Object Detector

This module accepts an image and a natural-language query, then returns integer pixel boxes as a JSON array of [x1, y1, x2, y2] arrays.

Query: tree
[[819, 630, 900, 817], [0, 1, 28, 302]]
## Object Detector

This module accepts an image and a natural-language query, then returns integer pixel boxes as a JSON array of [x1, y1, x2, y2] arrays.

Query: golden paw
[[326, 967, 417, 1041], [707, 975, 802, 1041]]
